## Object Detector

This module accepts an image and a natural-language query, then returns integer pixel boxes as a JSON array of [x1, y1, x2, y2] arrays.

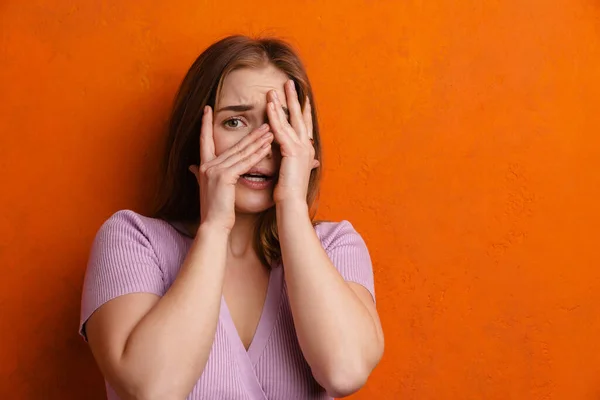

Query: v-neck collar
[[220, 263, 283, 366], [219, 265, 283, 399]]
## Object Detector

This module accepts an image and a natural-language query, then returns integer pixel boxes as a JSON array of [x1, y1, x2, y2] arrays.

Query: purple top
[[80, 210, 375, 400]]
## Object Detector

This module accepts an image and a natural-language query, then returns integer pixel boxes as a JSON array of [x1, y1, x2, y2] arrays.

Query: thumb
[[188, 165, 199, 180]]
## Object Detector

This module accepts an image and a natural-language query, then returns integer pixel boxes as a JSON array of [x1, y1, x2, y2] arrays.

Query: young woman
[[80, 35, 384, 400]]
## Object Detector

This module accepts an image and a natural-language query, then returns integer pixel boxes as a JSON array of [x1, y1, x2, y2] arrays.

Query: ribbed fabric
[[80, 210, 376, 400]]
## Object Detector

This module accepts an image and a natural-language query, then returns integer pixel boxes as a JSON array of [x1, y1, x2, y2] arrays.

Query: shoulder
[[96, 209, 179, 242], [92, 209, 187, 262], [98, 209, 162, 233], [314, 220, 367, 250], [83, 209, 182, 305], [314, 220, 375, 298]]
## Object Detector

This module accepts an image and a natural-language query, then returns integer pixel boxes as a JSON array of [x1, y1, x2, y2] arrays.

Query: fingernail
[[204, 106, 208, 114], [269, 102, 275, 111], [259, 123, 269, 131], [272, 91, 279, 101], [289, 80, 295, 91]]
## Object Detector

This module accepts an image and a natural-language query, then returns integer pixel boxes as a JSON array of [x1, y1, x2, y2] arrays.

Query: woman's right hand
[[188, 106, 274, 232]]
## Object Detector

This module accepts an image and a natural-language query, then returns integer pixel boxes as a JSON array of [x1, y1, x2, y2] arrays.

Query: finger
[[188, 165, 199, 180], [219, 131, 274, 169], [267, 101, 296, 149], [269, 90, 289, 126], [200, 106, 216, 163], [285, 80, 308, 141], [229, 141, 273, 177], [204, 124, 270, 168], [269, 90, 300, 143], [303, 96, 314, 141]]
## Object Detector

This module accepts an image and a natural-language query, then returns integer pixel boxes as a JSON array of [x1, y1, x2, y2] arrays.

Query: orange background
[[1, 0, 600, 399]]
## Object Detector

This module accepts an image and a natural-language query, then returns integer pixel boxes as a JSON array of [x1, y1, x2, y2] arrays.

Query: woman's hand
[[267, 80, 320, 205], [189, 106, 274, 231]]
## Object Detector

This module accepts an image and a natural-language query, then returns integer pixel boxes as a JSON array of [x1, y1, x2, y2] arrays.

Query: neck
[[227, 212, 259, 259]]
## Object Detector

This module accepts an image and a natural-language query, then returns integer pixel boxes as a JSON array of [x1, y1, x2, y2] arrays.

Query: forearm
[[276, 201, 381, 395], [120, 223, 228, 399]]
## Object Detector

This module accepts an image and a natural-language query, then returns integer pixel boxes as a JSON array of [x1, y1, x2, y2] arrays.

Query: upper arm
[[347, 282, 384, 356], [80, 211, 165, 388], [320, 221, 384, 354], [86, 293, 160, 383]]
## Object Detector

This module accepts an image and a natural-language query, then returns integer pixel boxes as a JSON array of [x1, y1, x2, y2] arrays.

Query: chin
[[234, 187, 275, 214]]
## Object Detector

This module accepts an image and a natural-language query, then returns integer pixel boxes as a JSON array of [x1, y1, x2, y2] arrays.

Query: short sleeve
[[79, 210, 165, 340], [316, 220, 376, 302]]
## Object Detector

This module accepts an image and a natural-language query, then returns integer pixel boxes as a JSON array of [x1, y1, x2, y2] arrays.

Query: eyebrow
[[216, 104, 290, 118]]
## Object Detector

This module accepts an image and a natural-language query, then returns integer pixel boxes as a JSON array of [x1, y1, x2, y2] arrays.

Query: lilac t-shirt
[[80, 210, 375, 400]]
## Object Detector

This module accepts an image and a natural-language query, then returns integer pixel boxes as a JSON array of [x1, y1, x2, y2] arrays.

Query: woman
[[80, 35, 384, 400]]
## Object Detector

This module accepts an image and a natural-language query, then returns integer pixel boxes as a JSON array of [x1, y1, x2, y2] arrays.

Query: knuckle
[[205, 166, 220, 179], [234, 142, 245, 152], [228, 147, 240, 158], [233, 150, 245, 161]]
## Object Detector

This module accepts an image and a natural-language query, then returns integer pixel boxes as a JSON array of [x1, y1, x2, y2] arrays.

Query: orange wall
[[1, 0, 600, 399]]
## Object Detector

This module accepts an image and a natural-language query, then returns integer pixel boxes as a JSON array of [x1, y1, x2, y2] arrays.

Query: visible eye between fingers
[[222, 117, 247, 130], [269, 91, 291, 120]]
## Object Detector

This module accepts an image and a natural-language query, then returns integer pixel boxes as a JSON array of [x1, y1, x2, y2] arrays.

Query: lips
[[242, 167, 275, 179], [239, 171, 276, 190], [241, 173, 271, 181]]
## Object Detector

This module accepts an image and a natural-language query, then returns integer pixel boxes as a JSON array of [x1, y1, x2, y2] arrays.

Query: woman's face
[[213, 65, 290, 214]]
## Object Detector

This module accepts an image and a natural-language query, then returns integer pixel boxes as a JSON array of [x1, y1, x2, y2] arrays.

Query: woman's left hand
[[267, 80, 320, 205]]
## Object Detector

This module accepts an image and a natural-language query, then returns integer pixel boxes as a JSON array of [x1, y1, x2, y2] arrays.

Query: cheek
[[212, 128, 238, 156]]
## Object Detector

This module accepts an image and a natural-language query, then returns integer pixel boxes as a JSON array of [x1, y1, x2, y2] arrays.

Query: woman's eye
[[223, 118, 244, 129]]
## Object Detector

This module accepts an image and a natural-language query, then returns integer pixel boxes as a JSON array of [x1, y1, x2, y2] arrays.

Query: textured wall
[[1, 0, 600, 399]]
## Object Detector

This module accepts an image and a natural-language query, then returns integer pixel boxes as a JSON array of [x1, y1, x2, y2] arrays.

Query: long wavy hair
[[151, 35, 322, 268]]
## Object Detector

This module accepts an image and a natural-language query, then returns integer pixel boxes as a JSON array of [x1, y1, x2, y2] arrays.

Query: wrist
[[275, 199, 310, 215], [197, 221, 231, 237]]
